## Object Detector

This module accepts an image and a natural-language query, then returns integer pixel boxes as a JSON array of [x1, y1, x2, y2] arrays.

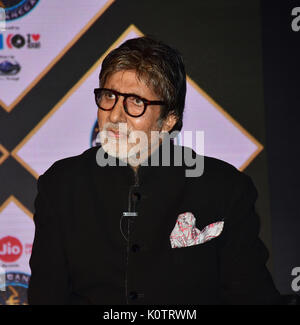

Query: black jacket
[[28, 142, 282, 305]]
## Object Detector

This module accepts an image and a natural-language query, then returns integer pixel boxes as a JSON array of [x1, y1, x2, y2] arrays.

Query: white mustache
[[102, 123, 131, 137]]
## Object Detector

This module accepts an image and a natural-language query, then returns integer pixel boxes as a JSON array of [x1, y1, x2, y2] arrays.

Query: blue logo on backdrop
[[0, 59, 21, 75]]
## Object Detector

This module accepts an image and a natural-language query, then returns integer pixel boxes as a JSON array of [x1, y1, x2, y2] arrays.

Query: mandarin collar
[[92, 138, 180, 187]]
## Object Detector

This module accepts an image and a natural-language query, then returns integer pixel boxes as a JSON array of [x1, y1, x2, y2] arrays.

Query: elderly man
[[28, 36, 282, 305]]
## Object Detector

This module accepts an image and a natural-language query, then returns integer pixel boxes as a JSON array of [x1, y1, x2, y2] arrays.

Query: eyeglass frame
[[94, 87, 166, 118]]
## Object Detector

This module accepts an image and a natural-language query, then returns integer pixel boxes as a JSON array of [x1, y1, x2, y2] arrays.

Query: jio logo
[[0, 236, 23, 263]]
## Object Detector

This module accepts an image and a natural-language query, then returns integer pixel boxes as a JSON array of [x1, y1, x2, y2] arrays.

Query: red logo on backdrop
[[0, 236, 23, 263], [32, 34, 40, 42]]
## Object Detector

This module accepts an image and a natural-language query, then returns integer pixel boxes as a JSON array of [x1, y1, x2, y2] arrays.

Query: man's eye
[[104, 91, 115, 100], [131, 97, 143, 106]]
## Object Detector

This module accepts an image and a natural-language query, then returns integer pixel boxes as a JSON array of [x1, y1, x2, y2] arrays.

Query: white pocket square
[[170, 212, 224, 248]]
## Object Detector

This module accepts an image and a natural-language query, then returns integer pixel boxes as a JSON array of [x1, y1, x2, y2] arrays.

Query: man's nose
[[109, 96, 126, 123]]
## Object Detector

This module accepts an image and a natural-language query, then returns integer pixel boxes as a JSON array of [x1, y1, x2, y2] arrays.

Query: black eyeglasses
[[94, 88, 165, 117]]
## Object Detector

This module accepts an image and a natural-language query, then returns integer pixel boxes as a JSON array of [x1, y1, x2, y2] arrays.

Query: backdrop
[[0, 0, 299, 304]]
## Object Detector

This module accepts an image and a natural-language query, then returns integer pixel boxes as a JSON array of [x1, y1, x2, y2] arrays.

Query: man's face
[[97, 69, 176, 164]]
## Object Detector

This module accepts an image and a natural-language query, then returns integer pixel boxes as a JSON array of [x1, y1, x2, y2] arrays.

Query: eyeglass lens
[[97, 89, 145, 116]]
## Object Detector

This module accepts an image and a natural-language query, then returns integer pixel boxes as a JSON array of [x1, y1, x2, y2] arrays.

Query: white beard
[[99, 130, 129, 159], [99, 123, 162, 167]]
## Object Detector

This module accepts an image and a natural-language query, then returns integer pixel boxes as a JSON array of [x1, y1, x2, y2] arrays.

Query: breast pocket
[[163, 239, 218, 289], [169, 239, 217, 266]]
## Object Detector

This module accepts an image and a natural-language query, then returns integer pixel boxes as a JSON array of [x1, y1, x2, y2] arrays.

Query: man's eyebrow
[[109, 87, 144, 98]]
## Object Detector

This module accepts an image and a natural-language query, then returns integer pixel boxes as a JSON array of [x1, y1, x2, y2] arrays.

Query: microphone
[[120, 185, 141, 241]]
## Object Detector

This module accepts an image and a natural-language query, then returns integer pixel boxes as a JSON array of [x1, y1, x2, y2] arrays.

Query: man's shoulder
[[177, 144, 253, 191], [179, 146, 258, 215], [202, 154, 256, 199], [39, 146, 98, 181], [203, 155, 244, 182], [177, 144, 240, 178]]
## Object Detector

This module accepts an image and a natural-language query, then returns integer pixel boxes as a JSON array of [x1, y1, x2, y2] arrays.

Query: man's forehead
[[104, 69, 157, 97]]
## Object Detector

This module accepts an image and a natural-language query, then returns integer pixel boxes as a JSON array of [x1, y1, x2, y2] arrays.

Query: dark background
[[262, 0, 300, 295], [0, 0, 299, 296]]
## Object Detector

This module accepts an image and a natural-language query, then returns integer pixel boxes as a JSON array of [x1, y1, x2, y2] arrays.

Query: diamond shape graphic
[[181, 78, 262, 170], [0, 196, 34, 274], [11, 24, 263, 178], [0, 0, 114, 112]]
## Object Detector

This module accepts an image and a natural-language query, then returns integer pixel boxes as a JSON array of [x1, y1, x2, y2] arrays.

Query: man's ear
[[161, 113, 178, 133]]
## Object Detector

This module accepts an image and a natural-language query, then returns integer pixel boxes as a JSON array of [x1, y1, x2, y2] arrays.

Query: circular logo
[[0, 272, 30, 305], [0, 236, 23, 263], [2, 0, 40, 22], [11, 34, 25, 48]]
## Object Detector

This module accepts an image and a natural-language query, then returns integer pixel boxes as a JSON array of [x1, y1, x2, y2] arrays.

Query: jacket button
[[131, 244, 140, 252], [129, 291, 138, 300]]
